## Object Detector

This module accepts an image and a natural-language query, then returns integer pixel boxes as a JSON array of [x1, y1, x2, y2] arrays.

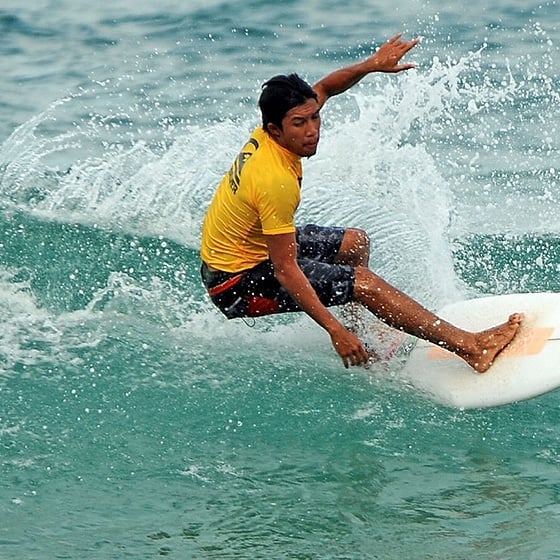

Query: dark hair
[[258, 73, 318, 132]]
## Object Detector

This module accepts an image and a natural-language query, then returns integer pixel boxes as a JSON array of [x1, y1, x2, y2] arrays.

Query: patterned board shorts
[[200, 224, 356, 319]]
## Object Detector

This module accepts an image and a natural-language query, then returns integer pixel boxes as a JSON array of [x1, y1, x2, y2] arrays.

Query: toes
[[508, 312, 524, 325]]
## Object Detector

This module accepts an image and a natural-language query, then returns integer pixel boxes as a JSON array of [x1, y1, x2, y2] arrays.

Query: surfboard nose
[[399, 292, 560, 409]]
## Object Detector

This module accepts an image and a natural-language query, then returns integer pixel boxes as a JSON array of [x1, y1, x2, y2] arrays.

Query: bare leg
[[353, 266, 523, 373], [335, 228, 371, 333], [334, 228, 370, 266]]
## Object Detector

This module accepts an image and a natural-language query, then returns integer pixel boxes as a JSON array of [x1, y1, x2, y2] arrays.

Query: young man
[[200, 33, 522, 371]]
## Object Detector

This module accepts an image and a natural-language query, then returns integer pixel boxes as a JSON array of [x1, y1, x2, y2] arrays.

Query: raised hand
[[369, 32, 420, 73]]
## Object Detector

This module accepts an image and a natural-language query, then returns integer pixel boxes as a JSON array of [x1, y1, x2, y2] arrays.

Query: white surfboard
[[399, 292, 560, 409]]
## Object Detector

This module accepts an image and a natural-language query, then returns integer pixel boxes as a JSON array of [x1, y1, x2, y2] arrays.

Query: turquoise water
[[1, 1, 560, 558]]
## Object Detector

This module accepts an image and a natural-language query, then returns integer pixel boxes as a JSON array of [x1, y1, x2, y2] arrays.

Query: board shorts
[[200, 224, 356, 319]]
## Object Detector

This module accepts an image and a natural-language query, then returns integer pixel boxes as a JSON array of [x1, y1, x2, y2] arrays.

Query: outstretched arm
[[266, 232, 369, 368], [313, 33, 420, 109]]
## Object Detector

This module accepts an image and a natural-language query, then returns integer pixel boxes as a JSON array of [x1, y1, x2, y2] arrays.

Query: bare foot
[[461, 313, 524, 373]]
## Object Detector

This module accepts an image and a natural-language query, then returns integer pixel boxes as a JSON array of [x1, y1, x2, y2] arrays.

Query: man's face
[[268, 98, 321, 157]]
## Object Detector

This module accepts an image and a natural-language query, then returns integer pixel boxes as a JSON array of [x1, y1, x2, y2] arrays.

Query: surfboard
[[399, 292, 560, 409]]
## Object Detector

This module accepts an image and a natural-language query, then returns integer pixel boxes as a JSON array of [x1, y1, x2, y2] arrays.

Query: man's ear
[[266, 122, 282, 139]]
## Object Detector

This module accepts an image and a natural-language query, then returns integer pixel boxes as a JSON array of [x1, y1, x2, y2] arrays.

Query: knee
[[348, 228, 370, 253], [353, 265, 386, 298], [338, 228, 370, 266]]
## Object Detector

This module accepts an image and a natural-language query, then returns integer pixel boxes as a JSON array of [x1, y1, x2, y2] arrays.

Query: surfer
[[200, 33, 523, 372]]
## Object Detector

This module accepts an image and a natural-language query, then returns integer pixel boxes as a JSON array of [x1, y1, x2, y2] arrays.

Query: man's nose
[[306, 121, 319, 135]]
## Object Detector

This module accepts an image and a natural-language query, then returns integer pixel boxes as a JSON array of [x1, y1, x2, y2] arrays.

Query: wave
[[0, 44, 558, 373]]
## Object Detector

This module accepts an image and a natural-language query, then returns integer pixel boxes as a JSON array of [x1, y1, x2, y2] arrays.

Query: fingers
[[332, 328, 369, 368], [340, 344, 369, 368], [392, 38, 420, 60], [391, 63, 416, 73], [373, 33, 420, 73], [386, 33, 420, 50], [403, 38, 421, 55]]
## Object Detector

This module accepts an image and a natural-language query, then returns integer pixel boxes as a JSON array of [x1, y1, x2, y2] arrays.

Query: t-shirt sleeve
[[255, 177, 299, 235]]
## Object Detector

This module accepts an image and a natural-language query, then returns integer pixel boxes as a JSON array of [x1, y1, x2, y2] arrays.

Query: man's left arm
[[313, 33, 420, 109]]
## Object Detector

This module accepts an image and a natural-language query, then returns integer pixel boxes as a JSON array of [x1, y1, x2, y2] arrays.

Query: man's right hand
[[329, 325, 370, 368], [267, 232, 370, 368]]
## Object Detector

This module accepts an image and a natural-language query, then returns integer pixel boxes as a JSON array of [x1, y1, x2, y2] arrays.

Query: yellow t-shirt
[[201, 127, 303, 273]]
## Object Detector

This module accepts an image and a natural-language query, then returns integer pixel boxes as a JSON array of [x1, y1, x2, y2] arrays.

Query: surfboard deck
[[399, 292, 560, 409]]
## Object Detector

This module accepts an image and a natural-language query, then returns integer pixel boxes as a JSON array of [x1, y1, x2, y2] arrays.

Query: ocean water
[[1, 0, 559, 558]]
